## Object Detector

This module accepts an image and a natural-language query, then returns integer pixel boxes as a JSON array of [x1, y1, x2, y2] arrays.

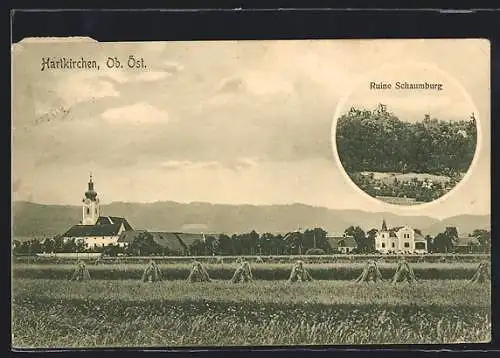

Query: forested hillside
[[336, 104, 477, 175]]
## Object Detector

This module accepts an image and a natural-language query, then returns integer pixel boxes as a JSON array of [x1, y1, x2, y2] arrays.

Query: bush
[[305, 248, 326, 255]]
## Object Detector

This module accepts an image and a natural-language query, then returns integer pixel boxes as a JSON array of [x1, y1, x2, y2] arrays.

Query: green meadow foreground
[[12, 278, 490, 348]]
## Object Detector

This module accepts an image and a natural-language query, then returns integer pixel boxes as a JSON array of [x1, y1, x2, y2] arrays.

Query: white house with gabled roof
[[374, 219, 427, 254]]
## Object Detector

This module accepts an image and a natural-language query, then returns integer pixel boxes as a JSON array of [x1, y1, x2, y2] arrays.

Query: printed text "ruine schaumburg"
[[370, 82, 444, 91]]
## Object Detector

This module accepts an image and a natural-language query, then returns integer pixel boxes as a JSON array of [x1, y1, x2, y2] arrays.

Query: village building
[[60, 174, 215, 254], [61, 175, 134, 248], [326, 234, 358, 253], [374, 219, 428, 254], [117, 230, 207, 255], [453, 236, 481, 253]]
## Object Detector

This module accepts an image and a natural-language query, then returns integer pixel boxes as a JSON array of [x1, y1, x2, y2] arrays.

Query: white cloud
[[135, 71, 171, 82], [244, 71, 295, 96], [160, 160, 193, 170], [59, 78, 118, 104], [101, 102, 169, 125], [99, 70, 129, 84], [163, 61, 185, 73], [217, 71, 294, 97], [228, 157, 260, 170], [160, 160, 221, 171], [251, 41, 356, 97], [55, 72, 121, 106], [159, 158, 260, 172], [205, 71, 295, 108], [54, 67, 153, 107]]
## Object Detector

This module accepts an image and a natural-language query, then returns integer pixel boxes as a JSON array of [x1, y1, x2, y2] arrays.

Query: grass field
[[14, 253, 490, 266], [365, 172, 452, 184], [376, 196, 425, 205], [12, 278, 491, 348], [12, 262, 484, 281]]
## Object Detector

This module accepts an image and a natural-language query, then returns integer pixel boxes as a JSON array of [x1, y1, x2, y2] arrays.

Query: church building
[[374, 219, 428, 254], [61, 175, 133, 248]]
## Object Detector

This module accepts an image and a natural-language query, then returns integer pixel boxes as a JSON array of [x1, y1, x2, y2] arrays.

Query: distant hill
[[12, 201, 490, 239], [422, 214, 491, 237]]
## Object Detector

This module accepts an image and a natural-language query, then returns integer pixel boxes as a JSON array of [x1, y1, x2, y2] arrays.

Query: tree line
[[350, 172, 461, 203], [336, 104, 477, 175], [12, 226, 490, 256]]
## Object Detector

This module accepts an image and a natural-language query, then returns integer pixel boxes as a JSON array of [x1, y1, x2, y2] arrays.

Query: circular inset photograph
[[333, 63, 479, 206]]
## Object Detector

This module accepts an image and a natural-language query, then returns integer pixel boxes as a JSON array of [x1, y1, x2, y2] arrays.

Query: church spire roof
[[84, 173, 98, 201], [382, 219, 388, 231]]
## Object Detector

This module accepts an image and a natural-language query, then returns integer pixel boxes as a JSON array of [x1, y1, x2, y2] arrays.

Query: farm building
[[177, 232, 210, 250], [374, 219, 427, 254], [61, 175, 135, 249], [453, 236, 481, 253], [325, 234, 357, 253], [117, 230, 209, 255]]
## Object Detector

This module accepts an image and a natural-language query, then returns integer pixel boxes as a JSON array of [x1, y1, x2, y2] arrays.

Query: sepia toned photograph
[[12, 39, 491, 348], [333, 62, 479, 206]]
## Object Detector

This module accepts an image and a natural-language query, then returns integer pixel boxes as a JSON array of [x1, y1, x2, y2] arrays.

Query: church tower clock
[[82, 174, 100, 225]]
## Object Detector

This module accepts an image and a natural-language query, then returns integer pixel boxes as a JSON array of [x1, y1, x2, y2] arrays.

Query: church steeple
[[82, 173, 100, 225], [382, 219, 388, 231], [85, 173, 98, 201]]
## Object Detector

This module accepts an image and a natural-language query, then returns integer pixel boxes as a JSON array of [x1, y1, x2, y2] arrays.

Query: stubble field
[[12, 262, 491, 348], [12, 262, 484, 281]]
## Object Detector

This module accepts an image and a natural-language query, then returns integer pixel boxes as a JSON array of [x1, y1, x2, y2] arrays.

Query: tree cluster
[[13, 226, 490, 257], [336, 104, 477, 175], [187, 228, 333, 256], [349, 172, 461, 202], [426, 228, 490, 254], [12, 235, 86, 255]]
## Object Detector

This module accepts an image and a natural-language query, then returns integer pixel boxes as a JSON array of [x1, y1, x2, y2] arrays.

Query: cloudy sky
[[12, 39, 490, 219], [342, 62, 479, 123]]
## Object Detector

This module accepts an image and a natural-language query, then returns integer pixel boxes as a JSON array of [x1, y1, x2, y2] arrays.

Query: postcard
[[12, 38, 491, 348]]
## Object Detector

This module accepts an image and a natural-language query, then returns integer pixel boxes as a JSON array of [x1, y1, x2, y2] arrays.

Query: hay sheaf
[[469, 262, 490, 284], [187, 261, 211, 282], [13, 263, 485, 281], [141, 260, 163, 282], [288, 260, 313, 282], [355, 260, 383, 283], [230, 261, 253, 283], [391, 260, 418, 284], [69, 261, 91, 281]]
